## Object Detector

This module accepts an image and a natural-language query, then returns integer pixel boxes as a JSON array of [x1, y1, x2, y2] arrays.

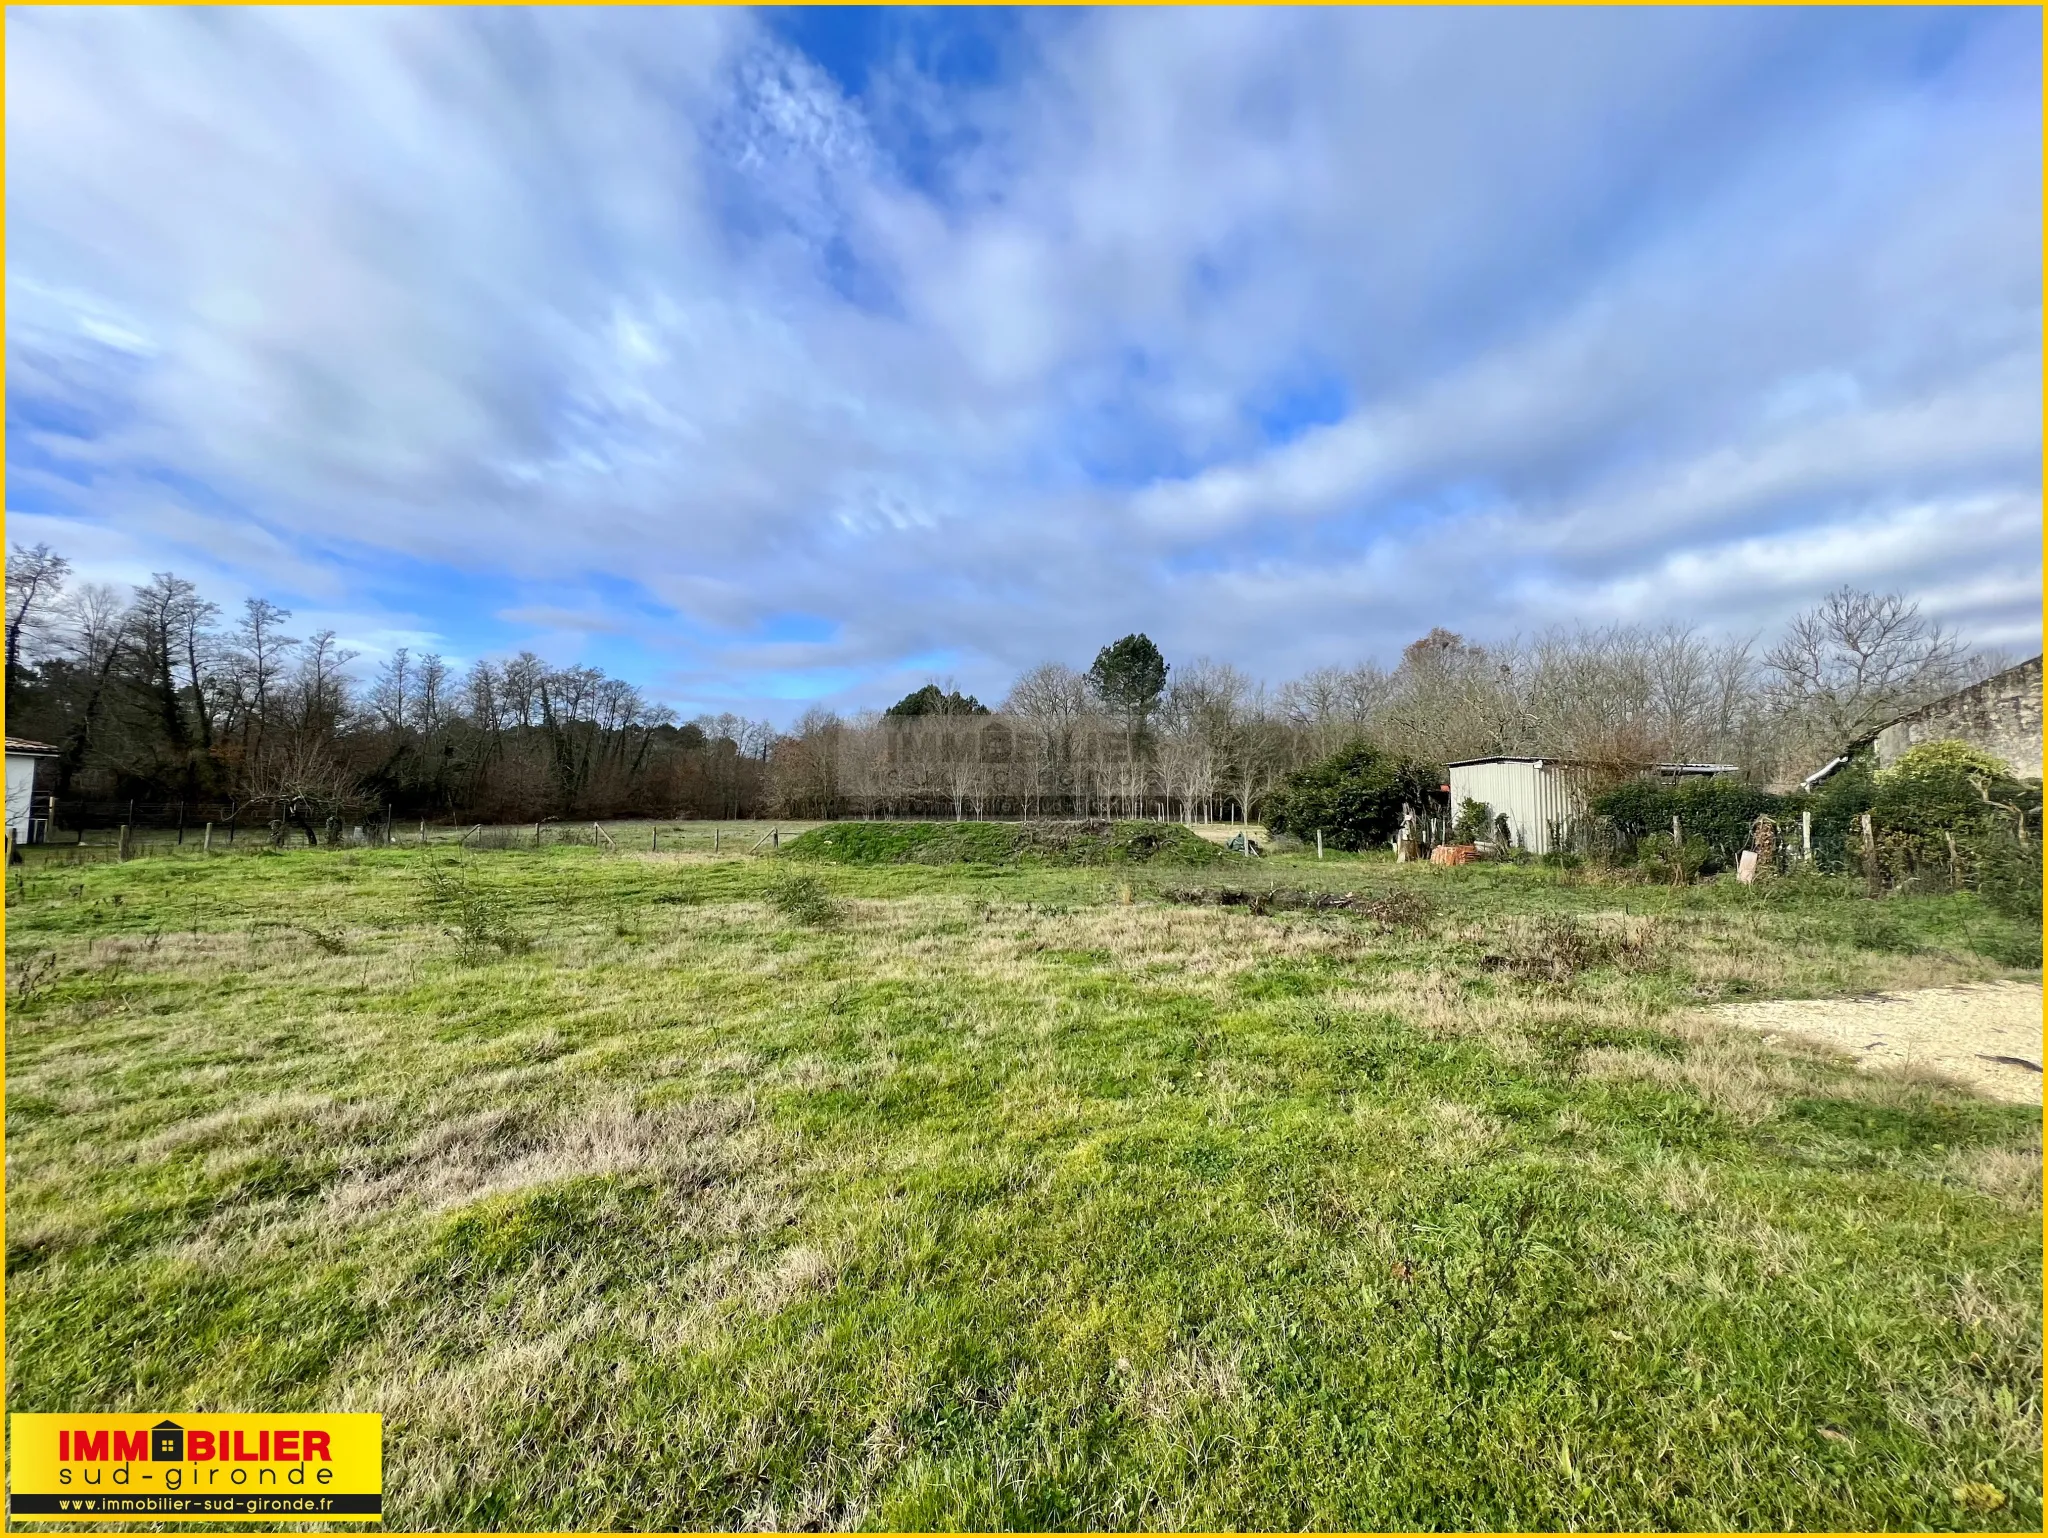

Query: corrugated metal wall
[[1445, 760, 1591, 855]]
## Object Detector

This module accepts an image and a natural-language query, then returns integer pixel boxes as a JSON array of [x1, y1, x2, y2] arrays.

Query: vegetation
[[782, 818, 1230, 867], [883, 685, 989, 719], [12, 537, 2015, 834], [1593, 776, 1792, 873], [1262, 741, 1441, 851], [5, 838, 2038, 1529]]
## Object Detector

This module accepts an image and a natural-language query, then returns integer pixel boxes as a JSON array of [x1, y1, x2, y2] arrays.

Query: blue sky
[[6, 6, 2040, 722]]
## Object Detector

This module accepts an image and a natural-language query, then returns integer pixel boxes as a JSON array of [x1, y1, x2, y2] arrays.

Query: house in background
[[1447, 756, 1739, 855], [6, 738, 60, 847]]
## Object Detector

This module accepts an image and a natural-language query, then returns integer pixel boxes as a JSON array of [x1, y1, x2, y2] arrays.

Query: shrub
[[1263, 741, 1442, 852], [1591, 776, 1793, 873], [1976, 830, 2043, 925], [1636, 832, 1709, 885], [767, 871, 839, 926], [421, 866, 529, 963], [1451, 798, 1492, 844]]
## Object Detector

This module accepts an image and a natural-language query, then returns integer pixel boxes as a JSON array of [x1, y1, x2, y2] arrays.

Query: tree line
[[3, 547, 775, 825], [4, 540, 2015, 828]]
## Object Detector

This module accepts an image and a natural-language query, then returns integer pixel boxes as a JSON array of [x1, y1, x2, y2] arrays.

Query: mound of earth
[[784, 819, 1230, 867]]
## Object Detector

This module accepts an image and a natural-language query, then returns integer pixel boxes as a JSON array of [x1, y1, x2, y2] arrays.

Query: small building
[[5, 738, 59, 846], [1446, 756, 1738, 855]]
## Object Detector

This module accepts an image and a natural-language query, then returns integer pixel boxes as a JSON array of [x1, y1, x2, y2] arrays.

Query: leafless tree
[[1764, 587, 1979, 753], [6, 542, 70, 692]]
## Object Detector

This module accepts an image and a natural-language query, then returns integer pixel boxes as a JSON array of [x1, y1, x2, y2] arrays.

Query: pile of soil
[[784, 819, 1230, 867]]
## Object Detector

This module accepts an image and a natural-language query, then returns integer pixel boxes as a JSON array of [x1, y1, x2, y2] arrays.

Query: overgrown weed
[[421, 865, 530, 963]]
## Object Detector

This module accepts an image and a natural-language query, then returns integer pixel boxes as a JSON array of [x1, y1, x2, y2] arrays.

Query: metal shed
[[1446, 757, 1743, 855], [1445, 757, 1592, 855]]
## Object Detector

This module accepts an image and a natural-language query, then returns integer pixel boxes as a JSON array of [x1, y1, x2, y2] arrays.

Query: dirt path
[[1711, 981, 2045, 1105]]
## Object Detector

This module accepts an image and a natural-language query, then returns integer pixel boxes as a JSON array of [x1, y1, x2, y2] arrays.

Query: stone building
[[1869, 655, 2042, 779]]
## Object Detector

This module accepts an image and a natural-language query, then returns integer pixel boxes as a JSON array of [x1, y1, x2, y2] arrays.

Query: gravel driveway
[[1711, 981, 2045, 1105]]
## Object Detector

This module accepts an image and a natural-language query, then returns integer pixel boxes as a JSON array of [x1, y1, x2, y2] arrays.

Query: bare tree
[[1765, 587, 1978, 751], [6, 542, 70, 692]]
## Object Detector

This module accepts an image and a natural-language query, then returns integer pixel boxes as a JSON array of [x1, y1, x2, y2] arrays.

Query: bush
[[1637, 832, 1709, 885], [1976, 830, 2043, 925], [767, 871, 839, 926], [1869, 740, 2041, 891], [1591, 776, 1793, 874], [1451, 798, 1492, 844], [1263, 741, 1442, 852], [421, 866, 528, 963]]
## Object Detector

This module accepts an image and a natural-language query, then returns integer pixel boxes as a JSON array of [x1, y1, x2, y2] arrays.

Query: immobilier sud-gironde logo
[[7, 1413, 382, 1521]]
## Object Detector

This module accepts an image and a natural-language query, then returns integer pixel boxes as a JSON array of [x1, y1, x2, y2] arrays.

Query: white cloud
[[5, 7, 2039, 721]]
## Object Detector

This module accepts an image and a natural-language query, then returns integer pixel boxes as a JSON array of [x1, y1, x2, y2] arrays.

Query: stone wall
[[1871, 656, 2042, 778]]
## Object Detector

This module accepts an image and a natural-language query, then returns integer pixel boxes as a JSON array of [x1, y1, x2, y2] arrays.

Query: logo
[[8, 1414, 382, 1522]]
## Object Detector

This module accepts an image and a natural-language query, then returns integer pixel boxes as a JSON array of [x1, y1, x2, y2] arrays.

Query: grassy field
[[4, 828, 2041, 1530]]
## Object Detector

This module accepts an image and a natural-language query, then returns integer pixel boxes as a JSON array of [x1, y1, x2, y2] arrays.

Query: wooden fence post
[[203, 822, 213, 854], [1801, 809, 1812, 862], [651, 827, 659, 853], [1860, 812, 1879, 896], [118, 824, 132, 863], [714, 827, 721, 853], [534, 821, 543, 848], [1316, 829, 1324, 860], [420, 820, 427, 848], [1671, 814, 1683, 845]]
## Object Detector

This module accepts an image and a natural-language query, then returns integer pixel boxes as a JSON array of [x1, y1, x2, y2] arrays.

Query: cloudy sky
[[7, 6, 2041, 720]]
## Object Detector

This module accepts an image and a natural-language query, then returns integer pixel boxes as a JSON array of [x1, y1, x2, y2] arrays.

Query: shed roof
[[5, 737, 61, 756], [1446, 755, 1738, 775]]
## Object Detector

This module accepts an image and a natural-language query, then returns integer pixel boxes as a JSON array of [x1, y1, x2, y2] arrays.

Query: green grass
[[782, 818, 1230, 867], [4, 839, 2041, 1530]]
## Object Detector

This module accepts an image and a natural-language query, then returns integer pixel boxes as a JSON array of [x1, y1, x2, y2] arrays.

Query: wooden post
[[534, 821, 543, 848], [1671, 814, 1682, 845], [1945, 830, 1959, 891], [118, 824, 132, 862], [420, 820, 427, 847], [1801, 809, 1812, 862], [772, 827, 780, 850], [177, 801, 186, 845], [1316, 829, 1324, 860], [652, 827, 659, 853], [714, 827, 721, 853], [1860, 812, 1879, 896], [203, 822, 213, 854]]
